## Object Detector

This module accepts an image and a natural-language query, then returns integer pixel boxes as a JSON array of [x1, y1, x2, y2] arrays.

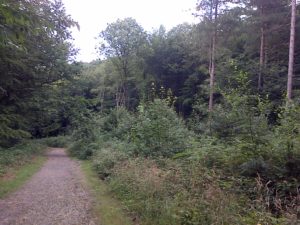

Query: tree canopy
[[0, 0, 78, 146]]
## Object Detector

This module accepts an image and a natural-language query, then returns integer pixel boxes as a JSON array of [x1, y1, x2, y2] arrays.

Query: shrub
[[92, 144, 128, 179], [130, 99, 192, 157], [69, 96, 299, 223], [69, 140, 96, 160], [38, 136, 70, 148], [100, 107, 135, 140], [0, 141, 45, 176]]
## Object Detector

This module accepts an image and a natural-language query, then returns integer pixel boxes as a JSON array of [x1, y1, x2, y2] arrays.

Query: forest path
[[0, 148, 96, 225]]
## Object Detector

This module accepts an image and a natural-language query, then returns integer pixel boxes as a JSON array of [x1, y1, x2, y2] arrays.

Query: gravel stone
[[0, 148, 97, 225]]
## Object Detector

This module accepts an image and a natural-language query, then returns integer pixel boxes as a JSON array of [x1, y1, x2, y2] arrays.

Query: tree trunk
[[258, 6, 265, 91], [116, 86, 125, 109], [287, 0, 296, 101], [208, 1, 213, 76], [208, 34, 216, 112], [208, 0, 218, 112], [99, 90, 105, 113]]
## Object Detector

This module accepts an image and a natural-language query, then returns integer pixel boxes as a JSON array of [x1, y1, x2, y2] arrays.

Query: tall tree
[[287, 0, 297, 101], [197, 0, 221, 112], [196, 0, 242, 111], [0, 0, 77, 146], [249, 0, 270, 90], [209, 0, 219, 112], [246, 0, 290, 91], [98, 18, 147, 109], [258, 1, 265, 91]]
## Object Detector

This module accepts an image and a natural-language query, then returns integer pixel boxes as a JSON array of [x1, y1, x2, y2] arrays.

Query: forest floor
[[0, 148, 97, 225]]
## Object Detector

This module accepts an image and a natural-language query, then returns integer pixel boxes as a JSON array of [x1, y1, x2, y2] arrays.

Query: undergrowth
[[0, 141, 46, 176], [70, 99, 300, 225], [38, 136, 71, 148], [81, 160, 133, 225]]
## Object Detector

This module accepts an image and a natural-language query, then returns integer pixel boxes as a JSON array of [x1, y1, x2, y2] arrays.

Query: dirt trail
[[0, 148, 96, 225]]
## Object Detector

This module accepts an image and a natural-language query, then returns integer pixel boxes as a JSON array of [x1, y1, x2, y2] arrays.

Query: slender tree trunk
[[116, 59, 128, 109], [123, 60, 129, 108], [208, 0, 218, 112], [208, 39, 213, 75], [258, 6, 265, 91], [208, 34, 216, 112], [99, 90, 105, 113], [208, 2, 213, 76], [287, 0, 296, 101]]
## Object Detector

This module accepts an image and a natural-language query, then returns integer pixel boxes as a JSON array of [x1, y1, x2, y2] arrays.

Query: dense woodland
[[0, 0, 300, 224]]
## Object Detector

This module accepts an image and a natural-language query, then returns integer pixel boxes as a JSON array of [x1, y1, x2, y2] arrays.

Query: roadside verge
[[81, 161, 134, 225], [0, 156, 46, 198]]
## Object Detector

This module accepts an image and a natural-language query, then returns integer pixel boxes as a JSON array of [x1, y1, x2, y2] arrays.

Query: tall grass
[[81, 161, 133, 225], [0, 141, 46, 176], [93, 150, 291, 225]]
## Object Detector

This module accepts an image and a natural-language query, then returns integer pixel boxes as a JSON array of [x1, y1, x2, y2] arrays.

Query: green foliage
[[38, 136, 71, 148], [0, 141, 46, 176], [1, 0, 299, 223], [96, 154, 289, 225], [99, 107, 135, 140], [92, 145, 128, 180], [81, 161, 133, 225], [98, 17, 147, 109], [99, 18, 147, 61], [0, 0, 78, 146], [69, 141, 95, 160], [270, 104, 300, 179], [273, 104, 300, 157], [70, 90, 299, 223], [70, 100, 191, 158], [0, 112, 31, 147], [130, 99, 191, 157]]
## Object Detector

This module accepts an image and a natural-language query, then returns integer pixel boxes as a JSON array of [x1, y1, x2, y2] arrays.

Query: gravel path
[[0, 148, 96, 225]]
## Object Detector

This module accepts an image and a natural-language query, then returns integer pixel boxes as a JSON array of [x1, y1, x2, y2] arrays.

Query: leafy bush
[[70, 100, 191, 158], [69, 140, 96, 159], [69, 96, 299, 223], [0, 141, 46, 176], [99, 107, 135, 140], [92, 144, 128, 179], [0, 113, 31, 148], [271, 104, 300, 171], [130, 99, 192, 157], [38, 136, 71, 148]]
